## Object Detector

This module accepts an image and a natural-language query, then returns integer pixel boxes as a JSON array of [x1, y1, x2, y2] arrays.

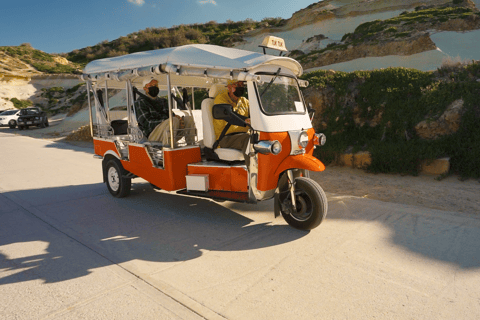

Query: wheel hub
[[284, 192, 312, 222], [108, 167, 120, 192]]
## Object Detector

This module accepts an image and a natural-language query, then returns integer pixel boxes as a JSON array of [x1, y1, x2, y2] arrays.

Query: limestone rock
[[53, 56, 69, 65], [303, 34, 437, 69], [415, 99, 464, 139]]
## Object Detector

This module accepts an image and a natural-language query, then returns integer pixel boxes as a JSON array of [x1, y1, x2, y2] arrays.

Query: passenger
[[213, 80, 251, 164], [135, 79, 193, 146]]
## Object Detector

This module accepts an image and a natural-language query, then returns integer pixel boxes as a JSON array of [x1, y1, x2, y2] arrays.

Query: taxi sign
[[259, 36, 288, 52]]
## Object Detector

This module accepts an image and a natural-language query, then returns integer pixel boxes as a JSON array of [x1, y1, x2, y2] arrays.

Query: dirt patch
[[65, 125, 93, 142], [312, 166, 480, 215]]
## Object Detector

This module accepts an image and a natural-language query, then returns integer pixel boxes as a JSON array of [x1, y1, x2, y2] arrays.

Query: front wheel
[[275, 177, 328, 230], [105, 159, 131, 198], [8, 120, 16, 129]]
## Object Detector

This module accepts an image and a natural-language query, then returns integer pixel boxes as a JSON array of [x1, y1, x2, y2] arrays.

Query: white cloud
[[128, 0, 145, 6], [199, 0, 217, 5]]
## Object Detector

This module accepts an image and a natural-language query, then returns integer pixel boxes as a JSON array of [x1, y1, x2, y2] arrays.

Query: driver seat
[[201, 84, 245, 162]]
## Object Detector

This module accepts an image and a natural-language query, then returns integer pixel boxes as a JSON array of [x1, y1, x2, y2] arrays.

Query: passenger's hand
[[245, 118, 251, 125]]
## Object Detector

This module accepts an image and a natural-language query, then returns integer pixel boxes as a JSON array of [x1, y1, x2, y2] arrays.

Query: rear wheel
[[275, 177, 327, 230], [105, 159, 131, 198], [8, 120, 16, 129], [18, 125, 24, 130]]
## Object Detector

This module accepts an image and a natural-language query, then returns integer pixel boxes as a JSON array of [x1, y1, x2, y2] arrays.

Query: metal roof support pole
[[126, 80, 131, 126], [104, 81, 110, 122], [191, 87, 195, 110], [87, 81, 94, 137], [167, 73, 175, 149]]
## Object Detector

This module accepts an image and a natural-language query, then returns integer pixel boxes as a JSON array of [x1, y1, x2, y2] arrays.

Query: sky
[[1, 0, 319, 54]]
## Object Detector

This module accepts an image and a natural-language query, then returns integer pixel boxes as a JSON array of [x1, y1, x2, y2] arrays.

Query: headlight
[[298, 131, 309, 148], [35, 117, 40, 120], [271, 141, 282, 155], [253, 140, 282, 155], [18, 119, 23, 122], [313, 133, 326, 146]]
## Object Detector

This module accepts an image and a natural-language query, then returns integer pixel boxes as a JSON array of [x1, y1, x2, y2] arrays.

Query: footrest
[[177, 189, 251, 203]]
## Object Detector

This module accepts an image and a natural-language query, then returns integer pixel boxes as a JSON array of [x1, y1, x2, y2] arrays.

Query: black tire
[[18, 126, 24, 130], [105, 159, 131, 198], [39, 118, 48, 128], [275, 177, 328, 230], [8, 120, 16, 129], [25, 125, 29, 130], [45, 119, 49, 127]]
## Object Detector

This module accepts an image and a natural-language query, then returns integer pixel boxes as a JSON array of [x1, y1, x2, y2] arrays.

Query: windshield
[[21, 109, 40, 115], [1, 110, 17, 115], [256, 74, 305, 115]]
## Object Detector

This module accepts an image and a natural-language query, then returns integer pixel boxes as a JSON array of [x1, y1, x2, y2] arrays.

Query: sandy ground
[[312, 167, 480, 216]]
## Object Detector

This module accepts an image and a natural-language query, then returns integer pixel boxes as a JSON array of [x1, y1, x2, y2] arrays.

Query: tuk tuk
[[82, 37, 328, 230]]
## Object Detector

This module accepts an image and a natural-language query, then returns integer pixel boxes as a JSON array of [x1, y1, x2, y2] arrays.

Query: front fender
[[274, 154, 325, 178]]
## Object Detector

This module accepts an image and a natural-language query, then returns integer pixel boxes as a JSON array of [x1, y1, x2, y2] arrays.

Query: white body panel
[[247, 81, 312, 133]]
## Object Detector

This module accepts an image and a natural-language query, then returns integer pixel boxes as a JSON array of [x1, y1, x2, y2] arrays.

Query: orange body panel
[[124, 146, 201, 191], [188, 164, 248, 192], [257, 128, 325, 192], [94, 139, 201, 191], [94, 139, 119, 157]]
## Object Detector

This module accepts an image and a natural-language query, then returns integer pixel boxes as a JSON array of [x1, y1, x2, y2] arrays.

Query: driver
[[213, 80, 251, 162]]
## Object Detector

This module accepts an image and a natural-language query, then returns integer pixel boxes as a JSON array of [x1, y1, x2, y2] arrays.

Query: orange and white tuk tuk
[[82, 37, 328, 230]]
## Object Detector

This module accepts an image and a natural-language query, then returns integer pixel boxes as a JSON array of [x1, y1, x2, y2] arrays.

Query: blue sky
[[1, 0, 318, 54]]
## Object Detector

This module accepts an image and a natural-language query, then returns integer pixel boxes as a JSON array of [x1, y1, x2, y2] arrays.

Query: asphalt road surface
[[1, 129, 480, 319]]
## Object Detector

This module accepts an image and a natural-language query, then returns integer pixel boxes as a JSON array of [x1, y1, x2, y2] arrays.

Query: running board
[[177, 189, 253, 203]]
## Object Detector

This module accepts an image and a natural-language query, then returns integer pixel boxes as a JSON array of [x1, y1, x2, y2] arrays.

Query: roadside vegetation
[[9, 98, 33, 109], [38, 84, 87, 116], [301, 60, 480, 179]]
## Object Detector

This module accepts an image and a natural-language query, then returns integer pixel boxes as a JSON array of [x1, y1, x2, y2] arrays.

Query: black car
[[17, 107, 49, 130]]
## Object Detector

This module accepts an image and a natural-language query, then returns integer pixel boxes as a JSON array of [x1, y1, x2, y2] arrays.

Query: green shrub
[[301, 65, 480, 178], [10, 98, 33, 109]]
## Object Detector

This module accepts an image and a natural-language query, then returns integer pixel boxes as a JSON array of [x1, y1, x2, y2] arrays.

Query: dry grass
[[65, 125, 93, 142], [440, 55, 473, 70]]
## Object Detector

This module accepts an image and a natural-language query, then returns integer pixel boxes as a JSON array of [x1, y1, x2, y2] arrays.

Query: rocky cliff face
[[302, 34, 437, 69], [285, 0, 455, 30], [292, 1, 480, 69]]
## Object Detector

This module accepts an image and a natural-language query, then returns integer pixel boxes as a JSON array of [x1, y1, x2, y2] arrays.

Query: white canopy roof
[[83, 44, 303, 77]]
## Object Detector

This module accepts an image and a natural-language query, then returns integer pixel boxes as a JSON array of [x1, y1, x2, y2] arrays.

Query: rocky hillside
[[292, 1, 480, 68], [0, 44, 82, 77], [0, 44, 86, 113]]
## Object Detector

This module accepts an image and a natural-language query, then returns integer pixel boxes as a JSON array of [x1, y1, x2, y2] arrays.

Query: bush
[[301, 64, 480, 178], [10, 98, 33, 109]]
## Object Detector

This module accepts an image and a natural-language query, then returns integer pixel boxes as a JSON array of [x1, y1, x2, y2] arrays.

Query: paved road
[[1, 129, 480, 319]]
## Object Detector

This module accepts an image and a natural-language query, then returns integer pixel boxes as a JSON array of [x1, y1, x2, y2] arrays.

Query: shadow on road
[[326, 194, 480, 270], [0, 182, 308, 285]]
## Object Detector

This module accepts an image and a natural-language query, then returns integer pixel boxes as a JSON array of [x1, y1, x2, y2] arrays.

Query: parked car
[[0, 109, 21, 129], [17, 107, 49, 130]]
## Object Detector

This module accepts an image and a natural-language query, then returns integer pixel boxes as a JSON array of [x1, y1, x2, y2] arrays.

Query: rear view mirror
[[212, 104, 232, 120]]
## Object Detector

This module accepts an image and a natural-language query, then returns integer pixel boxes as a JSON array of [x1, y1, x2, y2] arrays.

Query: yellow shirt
[[213, 90, 250, 140]]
